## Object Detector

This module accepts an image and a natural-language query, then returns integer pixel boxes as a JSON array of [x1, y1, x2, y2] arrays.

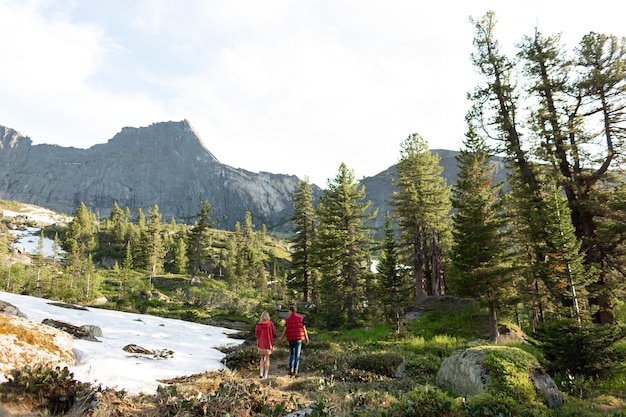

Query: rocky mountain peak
[[0, 125, 31, 149], [95, 120, 219, 164]]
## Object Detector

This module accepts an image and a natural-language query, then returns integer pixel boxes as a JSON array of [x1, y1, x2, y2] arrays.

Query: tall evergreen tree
[[172, 233, 189, 275], [226, 212, 266, 293], [33, 230, 45, 290], [62, 203, 98, 293], [140, 204, 165, 280], [121, 242, 134, 294], [315, 163, 375, 328], [290, 178, 317, 303], [542, 184, 591, 325], [469, 11, 626, 323], [109, 202, 128, 251], [187, 199, 215, 278], [376, 215, 411, 331], [449, 124, 510, 341], [391, 133, 452, 301]]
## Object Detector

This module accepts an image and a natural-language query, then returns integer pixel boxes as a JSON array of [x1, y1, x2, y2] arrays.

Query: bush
[[392, 385, 460, 417], [463, 392, 549, 417], [1, 365, 96, 415], [351, 352, 405, 378], [221, 342, 259, 371], [533, 319, 626, 377]]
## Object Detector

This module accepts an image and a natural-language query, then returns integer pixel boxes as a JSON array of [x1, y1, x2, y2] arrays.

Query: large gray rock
[[0, 121, 312, 232], [436, 346, 563, 409], [42, 318, 100, 342], [0, 300, 27, 318]]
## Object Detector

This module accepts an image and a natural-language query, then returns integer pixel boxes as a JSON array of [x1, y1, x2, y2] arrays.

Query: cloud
[[1, 1, 625, 186]]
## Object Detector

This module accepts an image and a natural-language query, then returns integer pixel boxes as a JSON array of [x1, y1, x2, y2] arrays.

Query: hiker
[[280, 304, 309, 377], [255, 311, 278, 379]]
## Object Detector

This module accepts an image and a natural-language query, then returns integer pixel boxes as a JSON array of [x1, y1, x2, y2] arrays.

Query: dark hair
[[289, 304, 297, 313]]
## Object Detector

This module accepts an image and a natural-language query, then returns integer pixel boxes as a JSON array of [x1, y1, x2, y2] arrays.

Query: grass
[[313, 325, 394, 344]]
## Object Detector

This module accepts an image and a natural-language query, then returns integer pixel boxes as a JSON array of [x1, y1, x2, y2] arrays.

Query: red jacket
[[255, 320, 277, 350], [284, 313, 306, 342]]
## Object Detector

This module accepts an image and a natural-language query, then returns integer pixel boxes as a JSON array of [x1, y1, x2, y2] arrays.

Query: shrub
[[2, 365, 96, 415], [351, 352, 405, 378], [463, 392, 549, 417], [533, 319, 626, 377], [221, 342, 259, 371], [392, 385, 461, 417]]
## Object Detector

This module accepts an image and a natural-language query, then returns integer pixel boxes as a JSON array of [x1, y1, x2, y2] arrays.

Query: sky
[[0, 290, 243, 395], [0, 1, 625, 187]]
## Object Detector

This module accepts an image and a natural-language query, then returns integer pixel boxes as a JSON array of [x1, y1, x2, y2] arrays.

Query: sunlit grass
[[406, 301, 488, 341], [313, 325, 393, 344]]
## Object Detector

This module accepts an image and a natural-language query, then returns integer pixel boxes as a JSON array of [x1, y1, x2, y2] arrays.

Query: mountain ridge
[[0, 120, 508, 233], [0, 120, 307, 232]]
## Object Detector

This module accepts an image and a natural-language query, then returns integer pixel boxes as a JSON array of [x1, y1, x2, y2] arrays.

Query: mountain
[[360, 149, 509, 233], [0, 120, 310, 232], [0, 120, 508, 234]]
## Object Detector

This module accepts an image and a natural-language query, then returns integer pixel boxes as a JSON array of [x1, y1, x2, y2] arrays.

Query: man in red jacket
[[280, 304, 309, 377]]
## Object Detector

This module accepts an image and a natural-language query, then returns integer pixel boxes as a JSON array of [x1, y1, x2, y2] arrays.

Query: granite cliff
[[0, 120, 309, 232]]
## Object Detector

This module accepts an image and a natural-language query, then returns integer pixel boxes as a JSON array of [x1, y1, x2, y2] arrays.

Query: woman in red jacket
[[255, 311, 278, 379]]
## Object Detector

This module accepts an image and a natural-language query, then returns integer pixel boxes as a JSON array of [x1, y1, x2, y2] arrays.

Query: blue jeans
[[288, 340, 302, 373]]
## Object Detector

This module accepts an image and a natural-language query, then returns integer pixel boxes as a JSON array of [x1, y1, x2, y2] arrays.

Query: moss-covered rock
[[435, 345, 563, 409]]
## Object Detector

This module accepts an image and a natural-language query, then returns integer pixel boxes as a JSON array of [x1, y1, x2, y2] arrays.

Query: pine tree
[[242, 212, 266, 294], [542, 184, 591, 325], [109, 202, 128, 251], [172, 234, 188, 275], [33, 230, 45, 290], [315, 163, 375, 328], [391, 133, 452, 301], [290, 178, 317, 303], [141, 205, 165, 281], [376, 215, 411, 332], [469, 11, 626, 323], [226, 212, 266, 293], [62, 203, 98, 292], [449, 125, 510, 341], [503, 167, 551, 330], [121, 242, 134, 294], [187, 199, 215, 279]]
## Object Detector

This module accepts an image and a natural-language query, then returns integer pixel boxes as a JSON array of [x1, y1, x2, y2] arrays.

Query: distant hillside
[[0, 120, 508, 234]]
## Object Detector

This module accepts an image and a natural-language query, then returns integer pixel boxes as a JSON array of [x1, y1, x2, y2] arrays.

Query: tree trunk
[[488, 305, 499, 342], [413, 233, 426, 301], [430, 228, 444, 296]]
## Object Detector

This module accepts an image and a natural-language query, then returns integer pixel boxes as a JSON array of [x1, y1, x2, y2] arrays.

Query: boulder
[[0, 314, 74, 376], [436, 346, 563, 409], [123, 344, 174, 359], [0, 300, 27, 318], [42, 318, 100, 342], [80, 324, 103, 338]]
